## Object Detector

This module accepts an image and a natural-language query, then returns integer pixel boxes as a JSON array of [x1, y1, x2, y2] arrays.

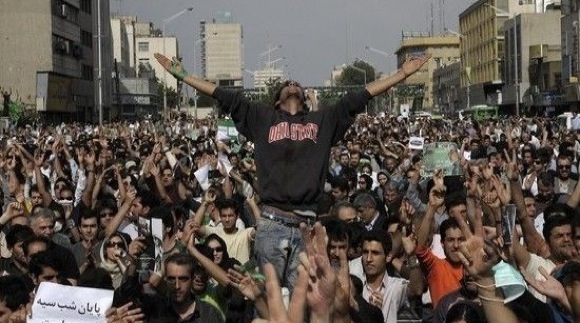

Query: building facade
[[0, 0, 113, 123], [458, 0, 536, 112], [395, 33, 460, 111], [200, 12, 243, 87]]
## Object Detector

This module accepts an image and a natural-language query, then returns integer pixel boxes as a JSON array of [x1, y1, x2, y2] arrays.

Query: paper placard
[[408, 136, 424, 150], [30, 282, 113, 322], [151, 217, 164, 273]]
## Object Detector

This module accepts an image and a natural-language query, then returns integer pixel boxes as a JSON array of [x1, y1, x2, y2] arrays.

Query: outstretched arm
[[154, 53, 217, 96], [365, 54, 431, 97]]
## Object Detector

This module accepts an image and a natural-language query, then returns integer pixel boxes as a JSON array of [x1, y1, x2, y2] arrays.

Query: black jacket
[[213, 87, 370, 212]]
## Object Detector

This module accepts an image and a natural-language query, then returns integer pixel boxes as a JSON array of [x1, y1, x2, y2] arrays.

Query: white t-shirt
[[204, 226, 254, 264]]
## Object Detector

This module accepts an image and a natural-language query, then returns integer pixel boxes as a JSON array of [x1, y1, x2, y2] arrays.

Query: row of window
[[52, 34, 84, 59], [52, 0, 80, 24], [81, 30, 92, 48], [79, 0, 91, 14]]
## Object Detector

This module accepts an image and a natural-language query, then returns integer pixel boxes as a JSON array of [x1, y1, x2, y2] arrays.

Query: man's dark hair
[[165, 253, 197, 277], [321, 218, 349, 243], [543, 211, 572, 241], [544, 203, 575, 221], [445, 198, 467, 213], [79, 209, 99, 224], [22, 236, 51, 257], [216, 198, 238, 215], [361, 230, 392, 255], [28, 250, 60, 277], [331, 176, 349, 193], [78, 267, 113, 290], [522, 190, 535, 199], [347, 222, 366, 251], [440, 217, 461, 241], [272, 80, 308, 110], [0, 276, 30, 311], [6, 224, 34, 249], [537, 172, 555, 187], [136, 190, 161, 210], [358, 174, 372, 191]]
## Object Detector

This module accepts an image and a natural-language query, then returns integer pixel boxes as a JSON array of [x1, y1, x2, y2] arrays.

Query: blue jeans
[[254, 218, 304, 293]]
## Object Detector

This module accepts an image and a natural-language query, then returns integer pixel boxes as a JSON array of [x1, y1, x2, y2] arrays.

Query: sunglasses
[[100, 211, 114, 218], [210, 246, 223, 253], [106, 241, 124, 248], [558, 165, 571, 170]]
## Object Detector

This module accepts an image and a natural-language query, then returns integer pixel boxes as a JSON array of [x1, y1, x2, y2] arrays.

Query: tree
[[337, 60, 376, 86], [157, 85, 180, 110]]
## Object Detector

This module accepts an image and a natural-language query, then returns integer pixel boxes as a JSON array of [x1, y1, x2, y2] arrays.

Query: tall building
[[501, 11, 561, 113], [200, 12, 243, 87], [134, 35, 178, 90], [110, 16, 160, 119], [0, 0, 113, 122], [458, 0, 536, 110], [562, 0, 580, 108], [394, 32, 460, 111]]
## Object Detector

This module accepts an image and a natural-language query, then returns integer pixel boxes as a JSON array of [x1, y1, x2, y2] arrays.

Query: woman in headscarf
[[98, 233, 129, 289]]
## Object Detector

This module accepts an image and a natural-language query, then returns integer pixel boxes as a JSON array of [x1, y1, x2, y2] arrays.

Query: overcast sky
[[117, 0, 470, 87]]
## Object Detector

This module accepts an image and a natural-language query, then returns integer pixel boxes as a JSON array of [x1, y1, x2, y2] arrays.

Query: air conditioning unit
[[54, 40, 66, 53]]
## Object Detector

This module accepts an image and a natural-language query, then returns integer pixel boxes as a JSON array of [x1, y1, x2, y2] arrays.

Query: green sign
[[217, 119, 238, 142], [421, 142, 462, 178]]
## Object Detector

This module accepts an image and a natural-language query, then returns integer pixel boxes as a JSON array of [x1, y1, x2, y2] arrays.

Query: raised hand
[[299, 222, 337, 320], [153, 53, 188, 81], [227, 266, 263, 301], [455, 212, 499, 279], [105, 302, 145, 323], [521, 265, 569, 308], [400, 54, 431, 77], [252, 263, 309, 323]]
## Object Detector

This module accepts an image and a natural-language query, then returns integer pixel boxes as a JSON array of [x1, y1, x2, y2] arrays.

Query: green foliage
[[156, 85, 180, 109], [337, 60, 376, 86]]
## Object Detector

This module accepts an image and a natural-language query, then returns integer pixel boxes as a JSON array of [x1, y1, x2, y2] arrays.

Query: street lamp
[[364, 45, 393, 58], [162, 7, 193, 119], [445, 28, 471, 111], [485, 3, 519, 117]]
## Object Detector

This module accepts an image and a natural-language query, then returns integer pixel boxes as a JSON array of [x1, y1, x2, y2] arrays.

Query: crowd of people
[[1, 52, 580, 323]]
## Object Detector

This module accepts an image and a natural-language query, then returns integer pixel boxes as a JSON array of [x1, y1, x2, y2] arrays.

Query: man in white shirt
[[193, 197, 255, 264], [361, 231, 411, 323]]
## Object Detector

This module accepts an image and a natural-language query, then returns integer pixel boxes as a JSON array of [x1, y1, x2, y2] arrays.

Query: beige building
[[135, 36, 178, 91], [0, 0, 113, 122], [394, 33, 460, 111], [200, 13, 243, 87], [458, 0, 536, 111]]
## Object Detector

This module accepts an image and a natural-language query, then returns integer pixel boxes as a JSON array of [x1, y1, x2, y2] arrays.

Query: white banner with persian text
[[29, 282, 113, 322]]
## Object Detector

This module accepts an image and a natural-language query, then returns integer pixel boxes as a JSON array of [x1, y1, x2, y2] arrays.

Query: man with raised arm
[[154, 52, 430, 290]]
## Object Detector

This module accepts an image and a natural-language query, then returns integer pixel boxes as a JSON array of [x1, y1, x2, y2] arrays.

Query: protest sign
[[218, 119, 238, 141], [421, 142, 462, 178], [152, 217, 164, 273], [29, 282, 113, 322], [408, 136, 424, 150]]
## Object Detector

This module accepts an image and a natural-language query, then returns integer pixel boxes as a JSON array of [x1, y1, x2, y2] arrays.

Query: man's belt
[[261, 206, 315, 228]]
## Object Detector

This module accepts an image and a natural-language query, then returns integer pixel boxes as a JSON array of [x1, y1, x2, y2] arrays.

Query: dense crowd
[[2, 52, 580, 323]]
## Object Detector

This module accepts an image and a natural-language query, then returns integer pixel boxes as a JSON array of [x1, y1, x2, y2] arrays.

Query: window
[[81, 30, 92, 48], [138, 42, 149, 52], [80, 0, 91, 14], [81, 64, 93, 80]]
